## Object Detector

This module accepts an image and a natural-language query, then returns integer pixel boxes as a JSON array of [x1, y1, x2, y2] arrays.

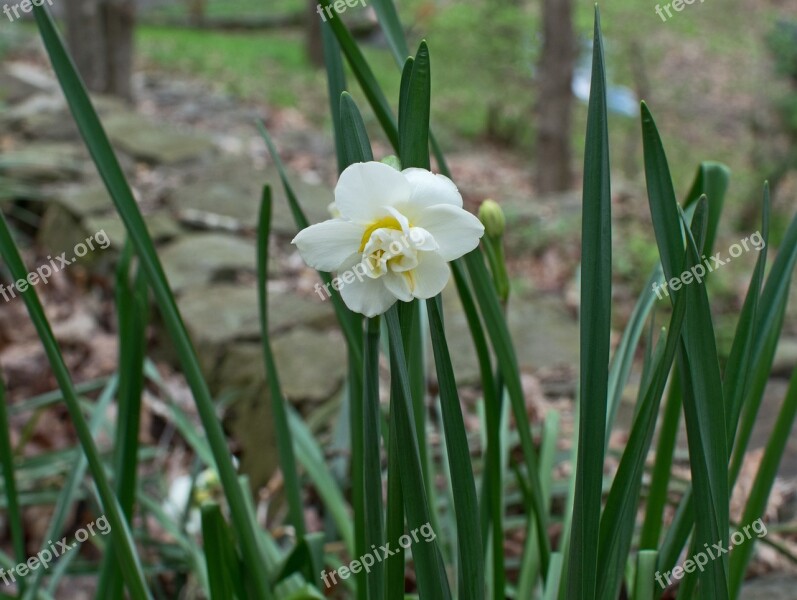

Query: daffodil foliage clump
[[10, 2, 797, 600]]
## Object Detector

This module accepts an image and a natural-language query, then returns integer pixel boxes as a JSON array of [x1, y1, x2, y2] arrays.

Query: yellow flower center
[[359, 216, 404, 252]]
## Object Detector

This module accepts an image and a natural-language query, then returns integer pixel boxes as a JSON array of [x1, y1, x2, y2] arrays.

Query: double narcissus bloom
[[292, 161, 485, 317]]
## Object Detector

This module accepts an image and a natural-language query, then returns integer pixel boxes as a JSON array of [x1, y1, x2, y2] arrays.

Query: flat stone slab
[[159, 233, 256, 292], [3, 92, 126, 141], [0, 143, 86, 182], [177, 284, 337, 347], [272, 328, 347, 401], [52, 184, 114, 217], [170, 158, 333, 233], [103, 112, 216, 165], [178, 285, 260, 346], [85, 213, 182, 248], [438, 285, 579, 383]]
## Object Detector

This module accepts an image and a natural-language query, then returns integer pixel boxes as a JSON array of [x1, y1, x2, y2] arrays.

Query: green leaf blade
[[567, 8, 612, 599]]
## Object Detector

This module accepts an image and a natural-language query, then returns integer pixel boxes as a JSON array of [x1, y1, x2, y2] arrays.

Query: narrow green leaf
[[725, 184, 770, 448], [399, 41, 431, 170], [568, 9, 612, 599], [641, 102, 682, 283], [634, 550, 658, 600], [369, 0, 410, 65], [7, 378, 109, 417], [597, 244, 690, 599], [484, 367, 506, 600], [384, 392, 405, 600], [681, 162, 731, 257], [340, 92, 374, 165], [396, 300, 435, 533], [0, 377, 27, 594], [362, 317, 384, 600], [349, 345, 368, 600], [398, 57, 414, 137], [321, 20, 348, 174], [97, 240, 149, 599], [385, 306, 452, 599], [449, 262, 500, 576], [729, 366, 797, 597], [258, 187, 306, 539], [274, 533, 326, 589], [202, 503, 246, 600], [639, 371, 682, 550], [542, 552, 564, 600], [256, 121, 362, 361], [605, 265, 662, 447], [677, 199, 730, 597], [319, 0, 399, 151], [427, 298, 484, 600]]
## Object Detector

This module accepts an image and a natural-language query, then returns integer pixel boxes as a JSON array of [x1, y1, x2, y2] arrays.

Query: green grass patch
[[136, 27, 315, 106]]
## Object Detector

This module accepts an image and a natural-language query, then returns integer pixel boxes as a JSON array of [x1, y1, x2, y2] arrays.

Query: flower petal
[[413, 204, 485, 261], [335, 162, 411, 222], [408, 227, 439, 252], [291, 219, 364, 272], [410, 251, 451, 299], [402, 168, 463, 212], [383, 271, 414, 302], [338, 257, 399, 317]]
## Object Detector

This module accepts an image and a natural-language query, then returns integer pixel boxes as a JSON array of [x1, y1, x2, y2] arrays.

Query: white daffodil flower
[[292, 161, 485, 317]]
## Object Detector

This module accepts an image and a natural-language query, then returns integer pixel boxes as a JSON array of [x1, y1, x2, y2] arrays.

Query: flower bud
[[479, 199, 506, 240]]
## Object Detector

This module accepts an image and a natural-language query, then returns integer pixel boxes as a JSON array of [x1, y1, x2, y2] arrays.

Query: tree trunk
[[535, 0, 575, 193], [187, 0, 207, 26], [305, 0, 324, 67], [65, 0, 135, 101]]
